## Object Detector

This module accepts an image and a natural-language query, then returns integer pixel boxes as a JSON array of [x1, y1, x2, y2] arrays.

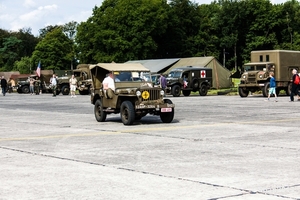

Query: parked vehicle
[[166, 67, 213, 97], [238, 50, 300, 97]]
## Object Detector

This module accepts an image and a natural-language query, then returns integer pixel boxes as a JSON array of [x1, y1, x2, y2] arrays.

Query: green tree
[[13, 56, 31, 74], [0, 36, 22, 71], [76, 0, 169, 63], [31, 28, 73, 70]]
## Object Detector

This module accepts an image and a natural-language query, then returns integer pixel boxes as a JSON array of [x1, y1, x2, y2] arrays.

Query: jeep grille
[[141, 89, 161, 101]]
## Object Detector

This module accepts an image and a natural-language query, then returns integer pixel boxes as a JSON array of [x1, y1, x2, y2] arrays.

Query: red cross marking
[[201, 70, 206, 78]]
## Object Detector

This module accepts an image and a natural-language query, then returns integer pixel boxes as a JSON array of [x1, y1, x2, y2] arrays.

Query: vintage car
[[89, 63, 175, 125]]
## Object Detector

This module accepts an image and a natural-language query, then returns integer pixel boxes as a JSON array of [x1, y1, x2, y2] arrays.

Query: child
[[265, 72, 278, 102]]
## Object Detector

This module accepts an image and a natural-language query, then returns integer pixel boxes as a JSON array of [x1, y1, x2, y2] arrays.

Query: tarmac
[[0, 92, 300, 200]]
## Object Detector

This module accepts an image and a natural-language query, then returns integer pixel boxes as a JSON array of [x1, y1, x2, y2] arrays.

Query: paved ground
[[0, 92, 300, 200]]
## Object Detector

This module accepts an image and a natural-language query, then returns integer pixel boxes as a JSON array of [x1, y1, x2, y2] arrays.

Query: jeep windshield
[[243, 64, 266, 72], [168, 70, 182, 78], [114, 71, 151, 82]]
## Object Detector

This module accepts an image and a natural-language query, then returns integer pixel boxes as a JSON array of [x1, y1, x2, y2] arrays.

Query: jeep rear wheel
[[94, 99, 106, 122], [182, 90, 191, 96], [171, 85, 181, 97], [199, 84, 208, 96], [22, 86, 29, 94], [238, 87, 249, 97], [160, 99, 174, 123], [120, 101, 135, 125]]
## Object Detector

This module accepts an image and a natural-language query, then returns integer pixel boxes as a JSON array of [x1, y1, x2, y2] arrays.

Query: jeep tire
[[160, 99, 174, 123], [22, 86, 30, 94], [171, 85, 181, 97], [199, 84, 208, 96], [94, 99, 107, 122], [120, 101, 135, 125]]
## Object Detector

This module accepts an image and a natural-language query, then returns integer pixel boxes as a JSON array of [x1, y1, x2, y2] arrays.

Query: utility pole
[[223, 48, 226, 67]]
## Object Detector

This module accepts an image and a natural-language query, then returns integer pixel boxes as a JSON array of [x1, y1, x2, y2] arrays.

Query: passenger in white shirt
[[103, 72, 116, 98]]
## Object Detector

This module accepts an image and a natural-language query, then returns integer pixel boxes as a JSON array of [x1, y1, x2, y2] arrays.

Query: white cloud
[[23, 0, 36, 8]]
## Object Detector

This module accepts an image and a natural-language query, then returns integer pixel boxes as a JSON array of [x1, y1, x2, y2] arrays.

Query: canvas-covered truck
[[90, 63, 175, 125], [238, 50, 300, 97]]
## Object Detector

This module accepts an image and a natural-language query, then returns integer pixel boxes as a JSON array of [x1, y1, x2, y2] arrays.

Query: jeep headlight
[[259, 74, 263, 79], [242, 75, 246, 79], [136, 91, 141, 96], [160, 90, 165, 96]]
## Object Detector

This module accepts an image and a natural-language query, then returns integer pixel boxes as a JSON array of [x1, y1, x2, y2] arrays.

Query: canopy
[[89, 63, 150, 72]]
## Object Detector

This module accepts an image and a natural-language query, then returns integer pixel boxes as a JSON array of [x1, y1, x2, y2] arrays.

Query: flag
[[36, 61, 41, 77]]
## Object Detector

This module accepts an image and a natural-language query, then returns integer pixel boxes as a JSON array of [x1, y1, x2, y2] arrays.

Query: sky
[[0, 0, 290, 36]]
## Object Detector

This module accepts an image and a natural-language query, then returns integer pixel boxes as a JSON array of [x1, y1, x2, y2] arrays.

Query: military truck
[[16, 70, 53, 94], [166, 67, 212, 97], [73, 64, 92, 95], [90, 63, 175, 125], [238, 50, 300, 97], [53, 70, 73, 95]]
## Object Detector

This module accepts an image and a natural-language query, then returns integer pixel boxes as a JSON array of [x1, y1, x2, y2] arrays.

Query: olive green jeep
[[90, 63, 175, 125]]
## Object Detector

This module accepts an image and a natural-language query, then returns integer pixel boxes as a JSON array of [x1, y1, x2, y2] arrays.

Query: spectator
[[1, 76, 7, 96], [69, 74, 77, 98], [50, 74, 58, 97]]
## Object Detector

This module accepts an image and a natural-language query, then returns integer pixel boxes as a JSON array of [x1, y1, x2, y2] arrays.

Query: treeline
[[1, 0, 300, 74]]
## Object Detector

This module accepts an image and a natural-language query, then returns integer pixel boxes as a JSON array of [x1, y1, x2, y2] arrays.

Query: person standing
[[29, 78, 35, 95], [50, 74, 58, 97], [69, 74, 77, 98], [290, 69, 299, 102], [34, 77, 41, 95], [265, 72, 277, 102], [1, 76, 7, 96]]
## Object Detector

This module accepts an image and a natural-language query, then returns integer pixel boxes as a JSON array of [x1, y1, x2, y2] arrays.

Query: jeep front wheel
[[199, 85, 208, 96], [120, 101, 135, 125], [238, 87, 249, 97], [171, 85, 181, 97], [160, 99, 174, 123], [94, 99, 107, 122]]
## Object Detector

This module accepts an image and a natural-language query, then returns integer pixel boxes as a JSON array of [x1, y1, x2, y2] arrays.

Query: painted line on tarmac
[[1, 117, 298, 142], [0, 131, 123, 142]]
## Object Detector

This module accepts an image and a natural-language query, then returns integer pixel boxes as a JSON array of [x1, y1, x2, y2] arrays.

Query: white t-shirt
[[103, 76, 115, 91]]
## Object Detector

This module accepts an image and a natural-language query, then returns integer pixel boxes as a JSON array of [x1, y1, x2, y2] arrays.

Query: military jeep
[[90, 63, 175, 125]]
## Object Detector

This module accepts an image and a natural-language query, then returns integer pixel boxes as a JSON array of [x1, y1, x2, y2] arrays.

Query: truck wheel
[[160, 99, 174, 123], [94, 99, 106, 122], [182, 90, 191, 96], [61, 85, 70, 95], [238, 87, 249, 97], [192, 79, 199, 91], [199, 84, 208, 96], [262, 82, 269, 97], [171, 85, 181, 97], [286, 83, 292, 96], [22, 86, 29, 93], [120, 101, 135, 125]]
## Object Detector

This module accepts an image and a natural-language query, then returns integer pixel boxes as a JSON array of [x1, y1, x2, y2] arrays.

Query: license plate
[[161, 108, 172, 112]]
